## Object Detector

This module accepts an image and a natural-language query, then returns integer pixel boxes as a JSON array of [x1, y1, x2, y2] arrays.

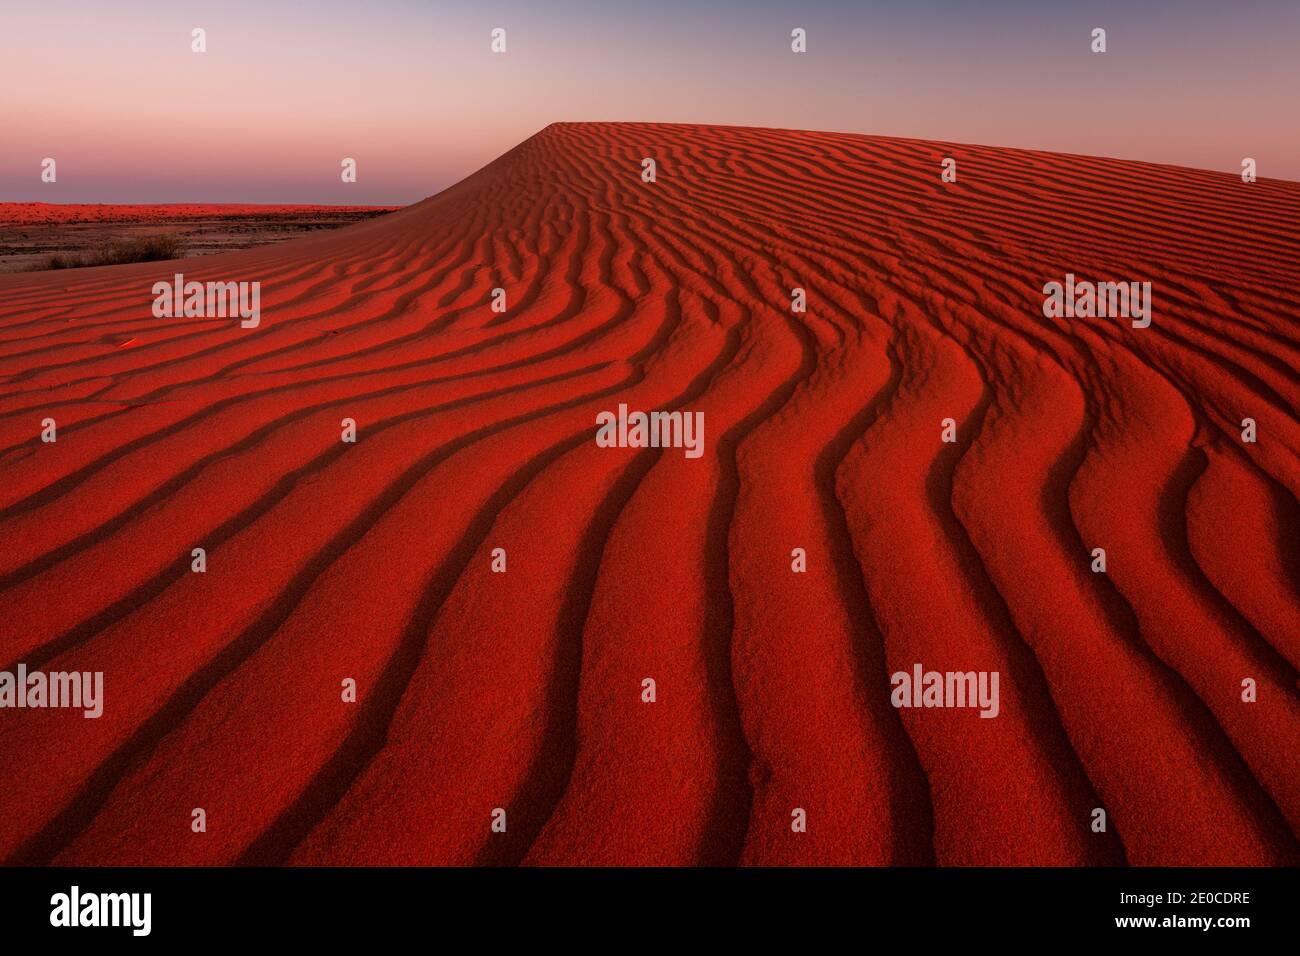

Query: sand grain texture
[[0, 123, 1297, 866]]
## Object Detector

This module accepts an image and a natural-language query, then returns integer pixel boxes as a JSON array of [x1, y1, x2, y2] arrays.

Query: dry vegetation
[[40, 234, 186, 270]]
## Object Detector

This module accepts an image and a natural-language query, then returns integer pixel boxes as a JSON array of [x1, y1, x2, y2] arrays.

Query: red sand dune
[[0, 122, 1297, 867]]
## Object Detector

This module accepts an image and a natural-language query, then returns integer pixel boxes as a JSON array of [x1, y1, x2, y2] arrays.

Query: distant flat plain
[[0, 203, 401, 272]]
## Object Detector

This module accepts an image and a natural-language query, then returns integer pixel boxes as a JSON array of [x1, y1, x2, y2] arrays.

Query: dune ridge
[[0, 122, 1297, 866]]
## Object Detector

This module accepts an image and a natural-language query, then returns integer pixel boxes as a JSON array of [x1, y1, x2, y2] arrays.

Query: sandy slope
[[0, 123, 1296, 866]]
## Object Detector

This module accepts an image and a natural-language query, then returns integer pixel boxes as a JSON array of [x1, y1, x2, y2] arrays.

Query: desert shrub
[[30, 234, 185, 271], [93, 234, 186, 265]]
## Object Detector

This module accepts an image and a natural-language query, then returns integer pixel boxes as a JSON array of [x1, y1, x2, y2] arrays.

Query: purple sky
[[2, 0, 1296, 203]]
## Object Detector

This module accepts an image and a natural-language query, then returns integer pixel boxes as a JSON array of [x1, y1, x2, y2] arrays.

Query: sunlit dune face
[[0, 123, 1297, 866]]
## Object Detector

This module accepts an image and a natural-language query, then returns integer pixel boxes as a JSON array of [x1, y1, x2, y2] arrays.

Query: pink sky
[[2, 0, 1296, 203]]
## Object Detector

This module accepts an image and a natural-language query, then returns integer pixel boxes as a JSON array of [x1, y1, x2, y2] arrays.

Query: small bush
[[94, 234, 186, 265], [33, 234, 185, 271]]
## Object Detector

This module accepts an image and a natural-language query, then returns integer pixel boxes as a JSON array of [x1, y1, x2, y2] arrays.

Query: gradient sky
[[2, 0, 1296, 204]]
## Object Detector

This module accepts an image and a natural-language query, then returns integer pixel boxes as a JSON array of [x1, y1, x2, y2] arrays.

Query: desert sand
[[0, 122, 1296, 866]]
